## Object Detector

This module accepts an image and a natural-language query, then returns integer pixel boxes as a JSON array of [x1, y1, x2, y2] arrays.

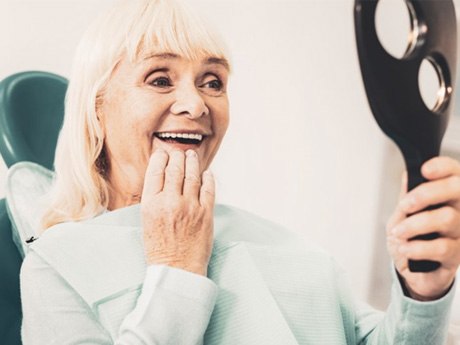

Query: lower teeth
[[159, 137, 200, 145]]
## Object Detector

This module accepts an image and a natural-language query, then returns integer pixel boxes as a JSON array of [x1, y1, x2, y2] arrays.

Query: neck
[[107, 189, 141, 210], [107, 170, 143, 211]]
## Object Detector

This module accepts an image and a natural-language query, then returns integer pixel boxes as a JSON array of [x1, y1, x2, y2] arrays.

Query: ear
[[95, 93, 104, 122], [95, 93, 108, 139]]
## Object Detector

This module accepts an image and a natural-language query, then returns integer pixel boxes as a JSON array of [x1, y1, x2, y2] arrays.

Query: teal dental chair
[[0, 71, 67, 344]]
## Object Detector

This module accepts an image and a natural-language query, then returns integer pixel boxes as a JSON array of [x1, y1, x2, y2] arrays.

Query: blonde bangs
[[125, 0, 230, 68], [42, 0, 230, 230]]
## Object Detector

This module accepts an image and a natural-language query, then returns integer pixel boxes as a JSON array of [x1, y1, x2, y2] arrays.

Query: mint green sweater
[[20, 204, 455, 344]]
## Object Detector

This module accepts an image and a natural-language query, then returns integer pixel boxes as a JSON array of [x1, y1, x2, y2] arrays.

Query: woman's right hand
[[141, 149, 215, 276]]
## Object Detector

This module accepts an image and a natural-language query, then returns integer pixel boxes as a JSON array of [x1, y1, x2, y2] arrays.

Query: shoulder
[[32, 205, 142, 253], [31, 219, 141, 265], [27, 213, 145, 306]]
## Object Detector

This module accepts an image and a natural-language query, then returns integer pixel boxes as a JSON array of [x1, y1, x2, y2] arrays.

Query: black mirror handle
[[354, 0, 457, 273]]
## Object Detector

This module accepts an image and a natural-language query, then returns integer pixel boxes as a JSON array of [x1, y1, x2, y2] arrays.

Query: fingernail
[[186, 150, 197, 157]]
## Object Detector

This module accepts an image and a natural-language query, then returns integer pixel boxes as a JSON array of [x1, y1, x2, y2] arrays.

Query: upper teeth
[[157, 133, 203, 141]]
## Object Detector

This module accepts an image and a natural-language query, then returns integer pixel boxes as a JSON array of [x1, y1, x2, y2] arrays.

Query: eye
[[205, 79, 223, 90], [150, 76, 172, 88], [200, 74, 225, 94]]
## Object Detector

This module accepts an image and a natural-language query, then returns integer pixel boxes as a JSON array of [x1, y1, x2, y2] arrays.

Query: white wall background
[[1, 0, 459, 307]]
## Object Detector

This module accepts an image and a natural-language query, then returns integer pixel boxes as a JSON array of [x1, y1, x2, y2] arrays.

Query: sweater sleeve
[[20, 251, 218, 345], [355, 269, 456, 345], [447, 275, 460, 345]]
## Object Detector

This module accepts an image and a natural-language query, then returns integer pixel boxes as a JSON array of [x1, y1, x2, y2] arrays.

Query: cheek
[[213, 100, 230, 137], [100, 89, 130, 135], [103, 92, 163, 138]]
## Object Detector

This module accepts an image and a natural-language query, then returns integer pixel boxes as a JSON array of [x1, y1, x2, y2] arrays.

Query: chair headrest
[[0, 71, 68, 170]]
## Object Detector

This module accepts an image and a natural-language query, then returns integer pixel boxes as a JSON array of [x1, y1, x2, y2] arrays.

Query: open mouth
[[154, 132, 205, 145]]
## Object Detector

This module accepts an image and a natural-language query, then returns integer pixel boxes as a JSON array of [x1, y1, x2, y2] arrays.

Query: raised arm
[[21, 149, 217, 345]]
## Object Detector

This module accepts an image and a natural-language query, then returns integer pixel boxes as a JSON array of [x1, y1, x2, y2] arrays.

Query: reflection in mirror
[[375, 0, 418, 59], [418, 57, 447, 112]]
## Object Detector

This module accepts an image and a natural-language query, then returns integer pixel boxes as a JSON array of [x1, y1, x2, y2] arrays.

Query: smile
[[154, 132, 205, 145]]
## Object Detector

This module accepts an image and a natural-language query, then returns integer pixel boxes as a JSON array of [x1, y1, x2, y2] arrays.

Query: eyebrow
[[143, 53, 230, 70], [205, 57, 230, 71], [143, 52, 180, 61]]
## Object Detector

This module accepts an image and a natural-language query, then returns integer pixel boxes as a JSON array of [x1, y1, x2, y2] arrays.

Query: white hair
[[42, 0, 230, 230]]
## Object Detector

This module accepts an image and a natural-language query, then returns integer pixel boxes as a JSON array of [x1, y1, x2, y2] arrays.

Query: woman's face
[[99, 52, 230, 203]]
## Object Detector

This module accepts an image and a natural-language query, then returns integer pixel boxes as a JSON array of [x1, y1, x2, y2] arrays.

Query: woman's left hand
[[387, 156, 460, 301]]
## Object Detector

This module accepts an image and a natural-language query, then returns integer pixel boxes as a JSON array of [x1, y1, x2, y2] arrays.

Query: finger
[[391, 206, 460, 240], [199, 170, 215, 208], [399, 238, 460, 269], [399, 175, 460, 214], [164, 150, 185, 194], [142, 149, 169, 196], [386, 172, 408, 234], [422, 156, 460, 180], [183, 150, 201, 197], [386, 209, 406, 236]]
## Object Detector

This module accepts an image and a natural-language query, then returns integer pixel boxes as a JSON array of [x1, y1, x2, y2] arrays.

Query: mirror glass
[[375, 0, 417, 59], [418, 58, 447, 112]]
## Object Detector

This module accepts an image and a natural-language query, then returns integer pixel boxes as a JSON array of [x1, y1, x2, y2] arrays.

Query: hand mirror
[[354, 0, 457, 272]]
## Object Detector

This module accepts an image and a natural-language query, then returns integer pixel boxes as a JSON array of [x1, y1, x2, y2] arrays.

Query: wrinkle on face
[[98, 52, 229, 210]]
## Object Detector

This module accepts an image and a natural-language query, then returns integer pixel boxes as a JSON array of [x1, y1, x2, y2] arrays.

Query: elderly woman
[[19, 0, 460, 344]]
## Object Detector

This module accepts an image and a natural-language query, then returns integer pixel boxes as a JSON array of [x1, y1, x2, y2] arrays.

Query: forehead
[[140, 52, 230, 71]]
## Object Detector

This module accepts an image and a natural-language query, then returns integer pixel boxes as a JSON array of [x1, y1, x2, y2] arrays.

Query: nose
[[170, 84, 209, 119]]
